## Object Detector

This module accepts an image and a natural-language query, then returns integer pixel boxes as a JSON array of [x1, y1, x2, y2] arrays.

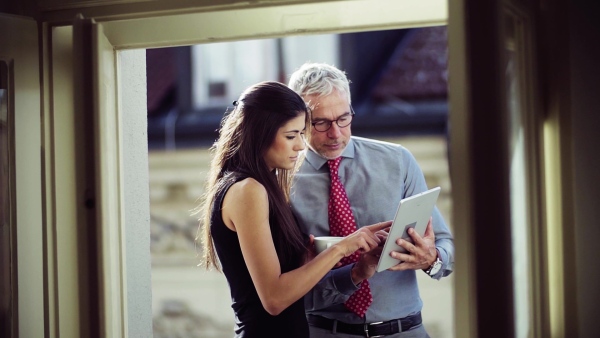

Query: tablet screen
[[376, 187, 441, 272]]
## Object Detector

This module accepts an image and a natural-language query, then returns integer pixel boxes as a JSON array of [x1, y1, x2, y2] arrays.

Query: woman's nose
[[295, 137, 306, 151]]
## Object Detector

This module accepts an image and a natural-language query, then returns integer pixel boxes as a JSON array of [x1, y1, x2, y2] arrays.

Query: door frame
[[44, 1, 455, 334], [38, 0, 557, 336]]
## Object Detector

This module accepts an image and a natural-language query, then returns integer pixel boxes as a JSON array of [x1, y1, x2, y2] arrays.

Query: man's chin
[[308, 144, 345, 159], [317, 148, 343, 160]]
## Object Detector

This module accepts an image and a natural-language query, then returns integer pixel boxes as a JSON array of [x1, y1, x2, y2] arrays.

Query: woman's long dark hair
[[199, 81, 310, 271]]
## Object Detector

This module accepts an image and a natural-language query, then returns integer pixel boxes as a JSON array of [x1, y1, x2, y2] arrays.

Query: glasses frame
[[311, 106, 356, 132]]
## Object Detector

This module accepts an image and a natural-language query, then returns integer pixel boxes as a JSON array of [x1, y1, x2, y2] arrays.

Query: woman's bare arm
[[222, 178, 389, 315]]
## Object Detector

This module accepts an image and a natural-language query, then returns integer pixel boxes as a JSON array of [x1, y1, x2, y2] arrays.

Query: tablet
[[376, 187, 441, 272]]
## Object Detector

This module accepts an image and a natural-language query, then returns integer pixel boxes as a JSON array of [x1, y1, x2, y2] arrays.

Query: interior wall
[[0, 15, 44, 338], [570, 1, 600, 337]]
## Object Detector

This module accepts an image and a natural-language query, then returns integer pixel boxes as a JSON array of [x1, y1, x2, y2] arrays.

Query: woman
[[199, 81, 389, 337]]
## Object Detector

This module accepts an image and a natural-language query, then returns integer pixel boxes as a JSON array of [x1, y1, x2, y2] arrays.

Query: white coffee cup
[[314, 236, 343, 254]]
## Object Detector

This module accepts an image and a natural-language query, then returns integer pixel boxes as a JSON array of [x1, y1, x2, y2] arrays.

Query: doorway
[[143, 27, 454, 337]]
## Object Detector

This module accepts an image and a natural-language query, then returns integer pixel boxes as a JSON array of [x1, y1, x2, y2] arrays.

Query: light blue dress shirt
[[290, 136, 454, 324]]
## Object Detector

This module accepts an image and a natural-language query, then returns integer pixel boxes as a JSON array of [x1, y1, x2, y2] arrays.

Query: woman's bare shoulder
[[225, 177, 268, 207]]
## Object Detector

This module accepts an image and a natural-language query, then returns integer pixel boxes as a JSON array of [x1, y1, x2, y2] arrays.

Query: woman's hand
[[334, 221, 392, 257]]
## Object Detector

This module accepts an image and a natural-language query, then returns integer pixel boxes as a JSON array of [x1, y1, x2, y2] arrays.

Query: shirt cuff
[[331, 263, 361, 296], [430, 247, 448, 279]]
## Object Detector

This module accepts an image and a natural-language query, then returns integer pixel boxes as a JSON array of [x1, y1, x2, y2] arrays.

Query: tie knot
[[327, 157, 342, 174]]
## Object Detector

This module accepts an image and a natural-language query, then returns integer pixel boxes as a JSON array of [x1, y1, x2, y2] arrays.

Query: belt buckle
[[364, 321, 383, 338]]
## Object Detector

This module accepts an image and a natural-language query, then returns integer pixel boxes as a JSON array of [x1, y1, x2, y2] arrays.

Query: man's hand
[[387, 217, 437, 271]]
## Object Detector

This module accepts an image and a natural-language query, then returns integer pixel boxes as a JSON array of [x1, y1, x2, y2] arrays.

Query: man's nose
[[327, 123, 342, 138]]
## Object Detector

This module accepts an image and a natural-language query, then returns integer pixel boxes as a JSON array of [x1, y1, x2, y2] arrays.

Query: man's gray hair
[[288, 63, 351, 103]]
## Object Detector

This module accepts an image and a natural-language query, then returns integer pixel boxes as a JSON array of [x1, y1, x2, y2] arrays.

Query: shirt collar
[[305, 137, 356, 170]]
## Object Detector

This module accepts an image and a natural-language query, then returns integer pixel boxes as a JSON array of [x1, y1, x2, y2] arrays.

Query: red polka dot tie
[[328, 157, 372, 318]]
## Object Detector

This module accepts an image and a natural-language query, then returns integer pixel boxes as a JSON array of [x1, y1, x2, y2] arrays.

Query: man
[[288, 63, 454, 337]]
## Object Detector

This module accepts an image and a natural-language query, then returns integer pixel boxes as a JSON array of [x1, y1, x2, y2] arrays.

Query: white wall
[[282, 34, 339, 75], [191, 40, 278, 109]]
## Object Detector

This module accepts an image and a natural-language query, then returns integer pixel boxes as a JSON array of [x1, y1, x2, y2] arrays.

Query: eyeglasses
[[311, 106, 355, 132]]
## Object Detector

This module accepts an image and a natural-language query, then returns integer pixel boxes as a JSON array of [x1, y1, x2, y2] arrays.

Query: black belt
[[307, 313, 422, 337]]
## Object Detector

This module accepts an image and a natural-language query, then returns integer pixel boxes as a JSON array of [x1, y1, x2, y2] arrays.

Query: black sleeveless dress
[[210, 173, 309, 338]]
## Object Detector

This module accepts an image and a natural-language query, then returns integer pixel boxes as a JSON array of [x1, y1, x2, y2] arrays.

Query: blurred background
[[147, 26, 455, 338]]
